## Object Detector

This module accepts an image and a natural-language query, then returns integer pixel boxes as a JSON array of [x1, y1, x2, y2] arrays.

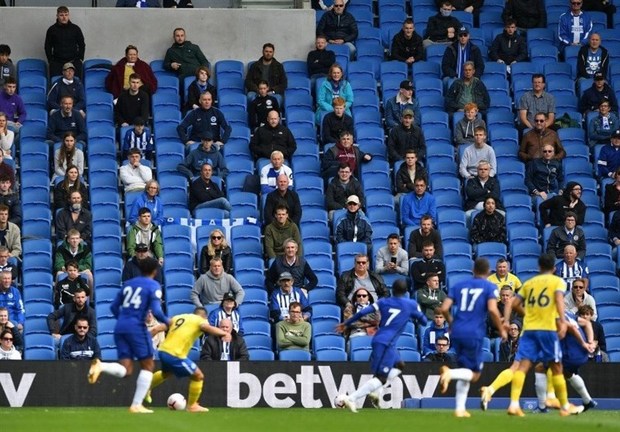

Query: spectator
[[59, 317, 101, 361], [245, 43, 287, 105], [55, 190, 92, 244], [0, 328, 21, 360], [127, 180, 164, 227], [321, 131, 371, 180], [105, 45, 157, 99], [395, 149, 428, 198], [582, 0, 616, 28], [423, 0, 462, 47], [501, 0, 547, 29], [336, 253, 388, 308], [266, 239, 318, 294], [264, 173, 301, 227], [422, 312, 449, 356], [47, 97, 86, 144], [177, 131, 227, 180], [525, 144, 564, 199], [199, 229, 232, 275], [577, 33, 609, 80], [401, 177, 437, 227], [604, 167, 620, 215], [335, 195, 373, 249], [0, 175, 19, 225], [488, 19, 528, 71], [386, 109, 426, 163], [0, 78, 25, 131], [121, 117, 154, 161], [391, 19, 424, 65], [519, 112, 566, 163], [0, 246, 17, 282], [0, 113, 14, 159], [445, 61, 490, 113], [487, 259, 522, 293], [177, 91, 231, 146], [556, 245, 589, 291], [276, 302, 311, 352], [0, 271, 23, 331], [565, 278, 597, 320], [558, 0, 593, 49], [260, 150, 294, 194], [0, 205, 20, 262], [464, 160, 501, 213], [250, 110, 296, 161], [0, 307, 22, 353], [53, 132, 85, 182], [385, 80, 421, 130], [609, 207, 620, 247], [375, 234, 409, 277], [191, 257, 245, 306], [114, 73, 150, 127], [164, 28, 209, 79], [315, 63, 354, 124], [470, 197, 507, 245], [47, 62, 85, 116], [424, 335, 455, 363], [316, 1, 358, 56], [247, 80, 280, 131], [184, 66, 216, 112], [442, 26, 485, 79], [489, 286, 521, 338], [208, 292, 243, 334], [410, 241, 446, 290], [459, 127, 497, 179], [342, 288, 380, 339], [407, 215, 443, 258], [121, 243, 163, 285], [53, 165, 88, 214], [518, 74, 556, 130], [47, 287, 96, 342], [321, 97, 354, 145], [269, 272, 311, 323], [417, 272, 447, 319], [44, 6, 85, 78], [546, 212, 586, 260], [54, 229, 93, 286], [119, 148, 152, 193], [0, 45, 15, 87], [264, 205, 303, 259], [307, 35, 336, 78], [589, 99, 619, 146], [453, 102, 486, 146], [200, 318, 249, 361], [126, 208, 164, 264], [580, 73, 618, 114], [578, 304, 607, 362], [145, 309, 165, 351], [540, 181, 586, 227], [499, 322, 521, 362], [598, 130, 620, 178]]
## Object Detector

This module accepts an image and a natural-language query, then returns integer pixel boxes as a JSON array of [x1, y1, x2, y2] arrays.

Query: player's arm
[[336, 303, 378, 333], [199, 321, 227, 338], [505, 295, 521, 322], [149, 294, 171, 327], [577, 316, 596, 353], [150, 323, 168, 336], [437, 297, 453, 326], [555, 288, 567, 339], [487, 298, 507, 341]]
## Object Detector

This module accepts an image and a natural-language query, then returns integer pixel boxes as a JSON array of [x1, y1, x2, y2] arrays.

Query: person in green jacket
[[263, 204, 302, 259], [126, 207, 164, 265], [54, 228, 93, 290], [163, 28, 210, 79], [276, 302, 311, 351]]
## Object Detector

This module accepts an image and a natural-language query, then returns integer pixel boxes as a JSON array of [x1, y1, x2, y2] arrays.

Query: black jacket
[[470, 211, 506, 244], [122, 256, 163, 284], [266, 256, 318, 294], [245, 58, 287, 94], [185, 80, 217, 112], [488, 31, 528, 64], [424, 13, 461, 43], [264, 189, 302, 226], [445, 77, 490, 113], [395, 162, 428, 194], [386, 123, 426, 162], [55, 207, 92, 244], [114, 89, 150, 126], [189, 177, 225, 211], [248, 95, 280, 130], [464, 176, 502, 211], [337, 269, 388, 307], [539, 195, 586, 227], [47, 303, 97, 337], [410, 258, 446, 290], [307, 48, 336, 76], [200, 331, 249, 360], [316, 10, 359, 43], [442, 41, 485, 78], [199, 245, 232, 275], [391, 30, 424, 62], [325, 177, 364, 211], [501, 0, 547, 28], [0, 192, 21, 226], [249, 123, 297, 160], [321, 111, 354, 144], [54, 275, 90, 309], [579, 83, 619, 113], [44, 20, 85, 62]]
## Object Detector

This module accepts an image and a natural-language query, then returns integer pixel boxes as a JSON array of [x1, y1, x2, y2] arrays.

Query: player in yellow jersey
[[146, 312, 227, 412]]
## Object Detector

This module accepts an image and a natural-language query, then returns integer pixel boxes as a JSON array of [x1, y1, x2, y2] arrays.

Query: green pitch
[[2, 408, 620, 432]]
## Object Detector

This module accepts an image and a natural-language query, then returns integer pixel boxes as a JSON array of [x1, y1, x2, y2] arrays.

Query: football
[[333, 395, 346, 409], [167, 393, 187, 411]]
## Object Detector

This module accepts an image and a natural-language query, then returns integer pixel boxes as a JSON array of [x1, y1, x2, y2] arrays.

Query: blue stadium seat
[[279, 350, 312, 361], [248, 348, 275, 361]]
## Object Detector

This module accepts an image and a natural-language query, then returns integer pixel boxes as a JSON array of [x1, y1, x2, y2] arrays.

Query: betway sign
[[0, 373, 36, 407], [226, 363, 440, 408]]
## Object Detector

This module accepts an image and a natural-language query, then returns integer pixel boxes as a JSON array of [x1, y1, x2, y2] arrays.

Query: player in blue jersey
[[87, 257, 170, 414], [437, 258, 506, 418], [335, 279, 428, 413]]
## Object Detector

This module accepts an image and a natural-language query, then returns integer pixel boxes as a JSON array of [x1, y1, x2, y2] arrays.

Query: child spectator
[[122, 117, 154, 161]]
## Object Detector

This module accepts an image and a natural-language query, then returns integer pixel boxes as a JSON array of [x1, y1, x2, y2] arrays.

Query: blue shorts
[[159, 351, 198, 378], [115, 328, 153, 361], [451, 337, 484, 372], [369, 341, 400, 377], [515, 330, 561, 363]]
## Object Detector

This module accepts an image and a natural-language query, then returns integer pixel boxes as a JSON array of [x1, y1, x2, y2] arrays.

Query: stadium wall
[[0, 8, 315, 66], [0, 362, 618, 408]]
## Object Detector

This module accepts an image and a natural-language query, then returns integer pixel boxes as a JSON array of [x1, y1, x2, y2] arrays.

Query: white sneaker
[[368, 392, 380, 409], [335, 394, 358, 413]]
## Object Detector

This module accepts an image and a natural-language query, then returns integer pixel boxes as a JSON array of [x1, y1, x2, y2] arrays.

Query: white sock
[[567, 374, 592, 404], [386, 368, 402, 383], [455, 380, 470, 411], [534, 372, 547, 408], [132, 370, 153, 406], [349, 377, 383, 401], [100, 362, 127, 378], [449, 368, 474, 381]]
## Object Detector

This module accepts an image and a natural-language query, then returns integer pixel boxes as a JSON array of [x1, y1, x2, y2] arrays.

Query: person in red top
[[106, 45, 157, 99]]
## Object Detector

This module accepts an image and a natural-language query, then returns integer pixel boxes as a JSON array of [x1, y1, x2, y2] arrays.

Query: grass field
[[2, 408, 620, 432]]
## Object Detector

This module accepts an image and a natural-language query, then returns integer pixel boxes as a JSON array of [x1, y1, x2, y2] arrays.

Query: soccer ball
[[334, 395, 346, 409], [167, 393, 187, 411]]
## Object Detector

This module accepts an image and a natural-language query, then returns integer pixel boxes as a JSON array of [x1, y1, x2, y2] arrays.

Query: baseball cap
[[136, 243, 149, 252], [612, 130, 620, 139], [278, 272, 293, 282], [347, 195, 360, 205], [63, 62, 75, 71], [594, 72, 605, 81], [458, 26, 469, 35], [399, 80, 413, 91], [222, 292, 236, 302], [200, 130, 214, 141], [402, 109, 414, 118]]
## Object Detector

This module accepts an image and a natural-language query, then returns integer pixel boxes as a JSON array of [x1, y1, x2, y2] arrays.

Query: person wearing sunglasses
[[343, 288, 379, 339], [0, 328, 20, 360], [519, 112, 566, 163], [558, 0, 593, 49], [0, 306, 21, 352], [540, 181, 586, 228], [316, 0, 358, 57], [525, 144, 564, 201], [336, 253, 388, 309], [199, 229, 232, 275], [441, 26, 485, 81], [60, 317, 101, 361], [564, 278, 597, 320]]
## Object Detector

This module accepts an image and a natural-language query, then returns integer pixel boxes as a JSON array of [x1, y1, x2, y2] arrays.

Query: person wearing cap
[[264, 204, 303, 259], [325, 163, 365, 219], [580, 72, 618, 113], [391, 19, 424, 65], [177, 90, 231, 146], [115, 73, 151, 127], [248, 80, 281, 131], [321, 130, 371, 180], [518, 74, 556, 130], [126, 207, 164, 265], [266, 238, 318, 295], [335, 195, 373, 249], [105, 45, 157, 99], [401, 177, 437, 227], [47, 62, 86, 116], [264, 173, 302, 226], [423, 0, 462, 47], [250, 110, 297, 161], [122, 243, 163, 284], [191, 257, 245, 307], [315, 63, 354, 124], [119, 148, 153, 193], [44, 6, 85, 79], [519, 112, 566, 163], [270, 272, 311, 323], [384, 79, 421, 130], [558, 0, 593, 49], [386, 109, 426, 163], [122, 116, 154, 161], [200, 318, 249, 361], [597, 130, 620, 178], [316, 1, 359, 57], [442, 27, 485, 80], [539, 182, 586, 227], [321, 97, 354, 145], [46, 95, 86, 144], [488, 19, 528, 70], [453, 102, 486, 146], [189, 161, 231, 214], [577, 33, 609, 80], [445, 61, 490, 114], [208, 292, 244, 335], [260, 150, 294, 194], [177, 131, 228, 179], [163, 28, 210, 80], [589, 99, 620, 146]]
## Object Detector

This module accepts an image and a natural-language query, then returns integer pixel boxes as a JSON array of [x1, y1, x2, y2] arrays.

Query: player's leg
[[507, 359, 531, 416], [187, 367, 208, 412], [88, 333, 134, 384], [480, 361, 519, 410], [565, 368, 596, 410], [532, 363, 550, 412], [368, 361, 404, 408], [442, 338, 482, 417], [126, 330, 156, 413]]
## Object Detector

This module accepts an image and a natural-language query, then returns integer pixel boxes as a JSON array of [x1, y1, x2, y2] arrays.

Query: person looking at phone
[[375, 233, 408, 276]]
